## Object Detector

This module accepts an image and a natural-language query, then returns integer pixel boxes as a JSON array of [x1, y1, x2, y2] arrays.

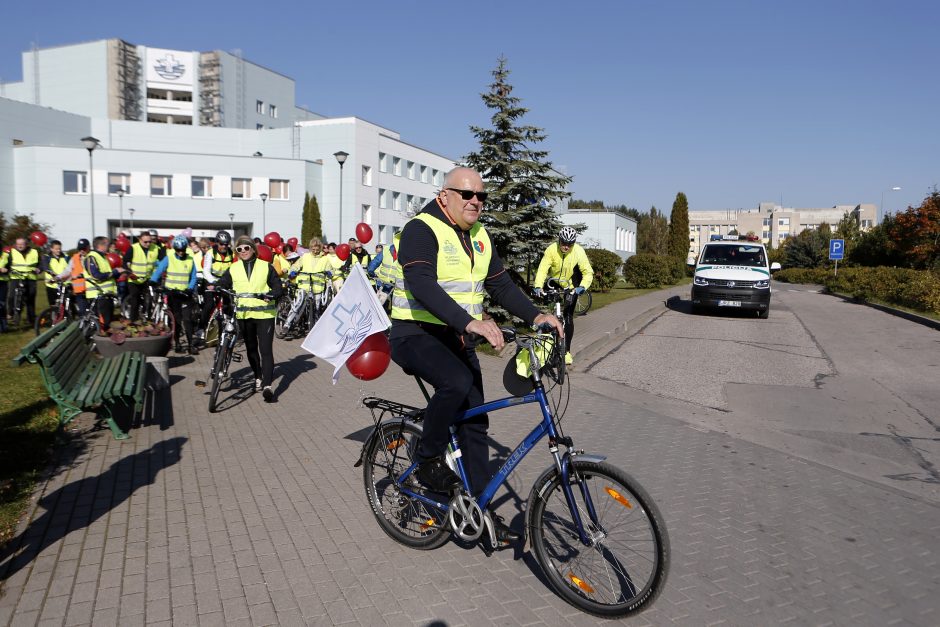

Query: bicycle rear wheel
[[528, 460, 669, 618], [274, 296, 293, 339], [575, 291, 592, 316], [34, 307, 61, 335], [362, 421, 449, 550], [208, 339, 228, 413]]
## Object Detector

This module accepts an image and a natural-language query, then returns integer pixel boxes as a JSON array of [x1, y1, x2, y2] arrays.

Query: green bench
[[12, 321, 148, 440]]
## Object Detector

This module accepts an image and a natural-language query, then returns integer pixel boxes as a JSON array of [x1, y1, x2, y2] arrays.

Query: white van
[[687, 235, 781, 318]]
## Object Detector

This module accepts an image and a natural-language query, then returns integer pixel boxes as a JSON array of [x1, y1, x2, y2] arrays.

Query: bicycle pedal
[[231, 353, 242, 362]]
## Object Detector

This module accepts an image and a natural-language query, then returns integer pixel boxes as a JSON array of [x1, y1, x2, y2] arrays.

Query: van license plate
[[718, 300, 741, 307]]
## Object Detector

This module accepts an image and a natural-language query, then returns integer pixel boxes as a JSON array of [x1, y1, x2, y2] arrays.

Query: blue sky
[[2, 0, 936, 215]]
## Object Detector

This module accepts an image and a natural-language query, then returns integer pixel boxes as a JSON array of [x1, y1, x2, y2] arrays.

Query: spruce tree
[[668, 192, 690, 259], [464, 56, 572, 274]]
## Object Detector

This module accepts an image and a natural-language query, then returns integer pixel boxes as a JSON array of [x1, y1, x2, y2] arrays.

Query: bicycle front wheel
[[575, 291, 593, 316], [528, 460, 669, 618], [35, 307, 60, 335], [362, 421, 449, 550], [208, 340, 228, 413], [274, 296, 293, 339]]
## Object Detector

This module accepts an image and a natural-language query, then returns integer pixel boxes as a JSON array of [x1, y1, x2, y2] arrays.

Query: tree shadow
[[0, 437, 187, 581]]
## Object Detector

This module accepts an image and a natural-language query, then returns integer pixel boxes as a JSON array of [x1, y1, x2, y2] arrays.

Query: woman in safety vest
[[289, 238, 333, 310], [215, 236, 283, 402], [150, 235, 199, 355], [41, 240, 70, 311]]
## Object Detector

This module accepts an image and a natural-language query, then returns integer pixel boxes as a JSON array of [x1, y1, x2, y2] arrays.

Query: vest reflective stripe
[[45, 256, 69, 288], [70, 253, 86, 292], [391, 213, 492, 325], [210, 249, 233, 277], [127, 243, 159, 284], [84, 251, 116, 298], [230, 260, 275, 319], [10, 249, 39, 280], [165, 254, 194, 291], [0, 252, 9, 282]]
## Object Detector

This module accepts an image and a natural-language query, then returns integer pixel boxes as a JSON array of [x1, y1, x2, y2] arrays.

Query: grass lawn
[[0, 287, 60, 550]]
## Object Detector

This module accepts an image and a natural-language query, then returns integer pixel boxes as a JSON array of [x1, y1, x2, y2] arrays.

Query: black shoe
[[262, 386, 275, 402], [188, 345, 199, 356], [174, 343, 183, 353], [415, 457, 461, 492], [491, 513, 521, 546]]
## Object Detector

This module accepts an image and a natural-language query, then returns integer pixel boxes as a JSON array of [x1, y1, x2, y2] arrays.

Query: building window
[[378, 153, 387, 173], [433, 169, 442, 186], [378, 224, 387, 244], [150, 175, 173, 197], [232, 178, 251, 199], [778, 218, 790, 226], [392, 157, 401, 176], [362, 165, 372, 186], [393, 191, 401, 211], [192, 176, 213, 198], [379, 188, 387, 209], [256, 100, 264, 114], [420, 165, 429, 183], [63, 170, 87, 194], [269, 179, 289, 200], [362, 204, 372, 224], [406, 161, 415, 180], [762, 218, 771, 227], [269, 104, 277, 118], [861, 219, 873, 228], [108, 172, 130, 195]]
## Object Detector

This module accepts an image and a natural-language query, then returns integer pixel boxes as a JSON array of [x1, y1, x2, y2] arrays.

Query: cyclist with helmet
[[199, 230, 235, 342], [150, 235, 199, 354], [533, 226, 594, 358]]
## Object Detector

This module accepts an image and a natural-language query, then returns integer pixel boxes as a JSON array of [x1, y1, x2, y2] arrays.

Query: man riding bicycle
[[532, 226, 594, 360], [390, 166, 563, 546]]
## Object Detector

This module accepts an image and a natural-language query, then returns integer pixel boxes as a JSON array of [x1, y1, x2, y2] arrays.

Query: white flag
[[301, 264, 391, 383]]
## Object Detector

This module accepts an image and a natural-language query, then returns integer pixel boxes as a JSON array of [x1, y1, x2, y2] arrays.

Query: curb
[[825, 290, 940, 332]]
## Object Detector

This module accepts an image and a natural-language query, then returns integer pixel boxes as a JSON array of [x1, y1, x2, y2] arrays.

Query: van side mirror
[[770, 262, 781, 272]]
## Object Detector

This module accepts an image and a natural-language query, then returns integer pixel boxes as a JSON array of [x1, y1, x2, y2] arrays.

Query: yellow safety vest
[[10, 248, 39, 280], [292, 253, 331, 293], [210, 249, 233, 278], [0, 250, 10, 282], [391, 213, 492, 325], [127, 242, 160, 284], [534, 242, 594, 290], [84, 251, 116, 298], [165, 254, 194, 292], [192, 250, 204, 271], [230, 260, 275, 320], [45, 255, 70, 289]]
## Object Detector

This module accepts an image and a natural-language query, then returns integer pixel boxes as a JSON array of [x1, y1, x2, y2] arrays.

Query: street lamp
[[81, 136, 99, 235], [334, 150, 348, 240], [260, 193, 268, 234], [229, 212, 235, 233], [129, 208, 135, 232], [116, 188, 125, 234], [880, 186, 902, 222]]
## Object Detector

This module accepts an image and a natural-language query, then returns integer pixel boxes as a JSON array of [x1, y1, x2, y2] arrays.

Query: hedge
[[776, 266, 940, 314], [622, 253, 684, 289], [584, 248, 623, 293]]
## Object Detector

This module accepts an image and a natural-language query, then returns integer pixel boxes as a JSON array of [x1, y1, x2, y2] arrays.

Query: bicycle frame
[[389, 339, 600, 546]]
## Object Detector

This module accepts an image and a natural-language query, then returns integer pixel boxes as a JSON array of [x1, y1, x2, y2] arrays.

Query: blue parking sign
[[829, 239, 845, 260]]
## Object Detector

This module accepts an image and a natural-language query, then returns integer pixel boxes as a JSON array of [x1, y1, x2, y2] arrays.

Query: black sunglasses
[[446, 188, 488, 202]]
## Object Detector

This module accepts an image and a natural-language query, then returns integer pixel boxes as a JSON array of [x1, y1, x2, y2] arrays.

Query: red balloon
[[2, 245, 10, 253], [114, 238, 131, 254], [106, 252, 122, 268], [346, 333, 391, 381], [30, 231, 48, 247], [256, 243, 274, 262], [287, 237, 298, 249], [355, 223, 373, 244], [264, 232, 282, 248], [335, 243, 350, 261]]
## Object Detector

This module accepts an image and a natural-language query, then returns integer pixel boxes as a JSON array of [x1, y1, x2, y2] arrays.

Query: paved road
[[1, 287, 938, 625]]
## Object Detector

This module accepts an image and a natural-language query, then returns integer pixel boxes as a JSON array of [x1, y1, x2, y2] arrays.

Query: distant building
[[560, 208, 637, 262], [0, 40, 454, 247], [688, 203, 877, 257]]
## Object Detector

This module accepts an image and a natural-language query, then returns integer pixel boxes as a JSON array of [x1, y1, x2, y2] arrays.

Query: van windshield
[[701, 244, 766, 267]]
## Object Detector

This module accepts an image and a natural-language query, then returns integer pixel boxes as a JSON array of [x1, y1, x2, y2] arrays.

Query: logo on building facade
[[154, 54, 185, 80]]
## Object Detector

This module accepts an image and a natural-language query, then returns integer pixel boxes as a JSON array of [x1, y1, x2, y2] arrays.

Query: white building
[[0, 40, 454, 248], [560, 209, 637, 261]]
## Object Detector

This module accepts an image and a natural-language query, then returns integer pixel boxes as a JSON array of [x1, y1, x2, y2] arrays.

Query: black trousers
[[95, 294, 116, 329], [390, 326, 490, 496], [167, 290, 194, 345], [239, 318, 275, 387], [0, 282, 7, 331], [563, 293, 578, 352], [11, 279, 37, 324], [125, 281, 149, 322]]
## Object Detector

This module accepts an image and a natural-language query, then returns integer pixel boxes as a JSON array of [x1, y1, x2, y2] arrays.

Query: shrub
[[774, 268, 829, 284], [622, 253, 675, 289], [820, 266, 940, 314], [584, 248, 622, 293]]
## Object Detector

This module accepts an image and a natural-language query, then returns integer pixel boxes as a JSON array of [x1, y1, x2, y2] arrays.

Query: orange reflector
[[606, 487, 632, 508], [386, 438, 405, 451], [420, 518, 437, 531], [568, 573, 595, 594]]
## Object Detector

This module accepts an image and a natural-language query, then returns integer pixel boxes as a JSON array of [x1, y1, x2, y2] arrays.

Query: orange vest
[[70, 252, 86, 294]]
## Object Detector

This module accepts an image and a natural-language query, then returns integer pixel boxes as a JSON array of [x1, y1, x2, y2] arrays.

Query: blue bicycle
[[357, 327, 669, 617]]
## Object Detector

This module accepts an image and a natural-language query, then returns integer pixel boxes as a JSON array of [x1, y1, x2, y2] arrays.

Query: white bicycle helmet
[[558, 226, 577, 244]]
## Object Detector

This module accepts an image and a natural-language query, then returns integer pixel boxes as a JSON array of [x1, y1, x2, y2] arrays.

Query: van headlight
[[754, 279, 770, 288], [693, 276, 710, 286]]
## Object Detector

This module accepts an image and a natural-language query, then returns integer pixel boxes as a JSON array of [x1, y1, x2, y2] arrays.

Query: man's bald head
[[439, 167, 486, 231]]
